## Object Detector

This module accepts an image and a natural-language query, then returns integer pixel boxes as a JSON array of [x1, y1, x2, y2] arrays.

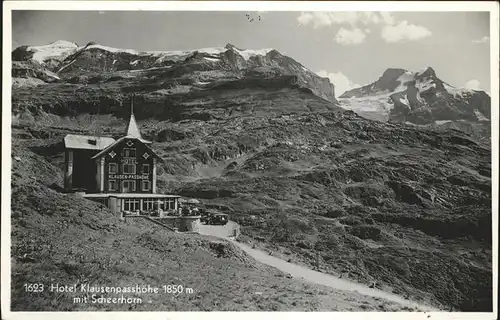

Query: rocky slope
[[339, 67, 490, 125], [12, 41, 337, 121], [161, 111, 492, 311], [12, 109, 492, 311]]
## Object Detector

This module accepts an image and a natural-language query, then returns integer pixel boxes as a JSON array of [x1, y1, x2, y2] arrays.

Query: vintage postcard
[[2, 1, 498, 320]]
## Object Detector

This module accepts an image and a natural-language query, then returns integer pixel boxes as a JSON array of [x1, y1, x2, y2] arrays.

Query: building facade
[[92, 136, 158, 194], [63, 100, 180, 214], [63, 135, 116, 192]]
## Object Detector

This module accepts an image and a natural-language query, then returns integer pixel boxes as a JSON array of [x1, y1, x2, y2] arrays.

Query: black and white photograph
[[2, 1, 498, 319]]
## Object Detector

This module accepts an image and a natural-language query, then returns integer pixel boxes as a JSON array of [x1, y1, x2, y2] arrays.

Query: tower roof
[[125, 97, 143, 140], [126, 114, 142, 139]]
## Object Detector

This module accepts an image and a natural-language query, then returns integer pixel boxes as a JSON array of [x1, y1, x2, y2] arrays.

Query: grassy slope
[[10, 141, 415, 312]]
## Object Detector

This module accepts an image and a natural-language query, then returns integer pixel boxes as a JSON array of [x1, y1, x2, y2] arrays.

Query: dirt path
[[198, 222, 438, 312]]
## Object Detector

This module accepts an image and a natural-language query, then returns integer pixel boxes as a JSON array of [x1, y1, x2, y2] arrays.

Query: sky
[[12, 10, 491, 96]]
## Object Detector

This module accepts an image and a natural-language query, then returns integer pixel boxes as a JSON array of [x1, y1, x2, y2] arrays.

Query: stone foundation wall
[[179, 216, 201, 232], [155, 216, 201, 232]]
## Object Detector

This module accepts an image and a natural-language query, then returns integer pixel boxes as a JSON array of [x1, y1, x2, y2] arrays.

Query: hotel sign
[[121, 158, 138, 164], [109, 174, 149, 180]]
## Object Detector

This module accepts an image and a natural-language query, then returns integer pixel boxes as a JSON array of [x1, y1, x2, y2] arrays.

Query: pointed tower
[[125, 96, 143, 140]]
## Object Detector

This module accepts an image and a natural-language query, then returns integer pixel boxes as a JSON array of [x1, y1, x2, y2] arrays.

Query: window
[[142, 198, 155, 211], [122, 180, 136, 192], [142, 180, 151, 191], [123, 148, 136, 158], [142, 164, 150, 174], [109, 163, 118, 174], [123, 164, 136, 174], [164, 198, 176, 210], [108, 180, 118, 191], [123, 199, 140, 212]]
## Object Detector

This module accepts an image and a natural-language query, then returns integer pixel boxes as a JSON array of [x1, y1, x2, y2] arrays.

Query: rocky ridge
[[12, 41, 337, 121]]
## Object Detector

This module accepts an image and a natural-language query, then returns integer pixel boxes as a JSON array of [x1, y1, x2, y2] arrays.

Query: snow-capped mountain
[[12, 40, 340, 119], [339, 67, 490, 124], [13, 40, 79, 65], [12, 41, 336, 104], [13, 40, 275, 66]]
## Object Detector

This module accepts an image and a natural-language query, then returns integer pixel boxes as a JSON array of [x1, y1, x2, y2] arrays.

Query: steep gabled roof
[[64, 134, 115, 150], [90, 136, 162, 161]]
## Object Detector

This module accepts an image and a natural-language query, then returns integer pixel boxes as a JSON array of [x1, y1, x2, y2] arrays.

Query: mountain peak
[[225, 43, 242, 51], [381, 68, 407, 81], [11, 40, 80, 64], [416, 66, 436, 78]]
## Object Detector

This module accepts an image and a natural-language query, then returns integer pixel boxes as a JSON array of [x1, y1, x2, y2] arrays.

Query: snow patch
[[404, 121, 419, 126], [443, 83, 474, 97], [128, 66, 172, 73], [338, 93, 394, 114], [56, 58, 78, 73], [86, 44, 138, 55], [394, 72, 416, 92], [25, 41, 276, 66], [130, 59, 140, 66], [49, 40, 77, 47], [415, 79, 436, 92], [203, 57, 220, 62], [234, 48, 273, 60], [398, 94, 410, 107], [112, 59, 117, 64], [149, 47, 227, 57], [473, 109, 489, 121], [435, 120, 452, 125], [149, 46, 272, 63], [26, 41, 79, 63], [147, 50, 190, 57], [415, 91, 425, 104], [198, 47, 227, 55]]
